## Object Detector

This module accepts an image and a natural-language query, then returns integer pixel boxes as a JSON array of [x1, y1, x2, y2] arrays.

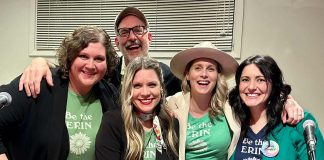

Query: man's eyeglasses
[[117, 25, 148, 37]]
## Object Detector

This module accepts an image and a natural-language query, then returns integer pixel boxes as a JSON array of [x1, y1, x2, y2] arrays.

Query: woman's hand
[[281, 95, 304, 125], [18, 57, 54, 98]]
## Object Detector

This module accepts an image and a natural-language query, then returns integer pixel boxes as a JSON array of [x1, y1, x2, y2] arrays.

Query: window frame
[[29, 0, 243, 58]]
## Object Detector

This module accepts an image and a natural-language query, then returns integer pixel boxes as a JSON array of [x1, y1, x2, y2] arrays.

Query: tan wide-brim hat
[[170, 41, 238, 79]]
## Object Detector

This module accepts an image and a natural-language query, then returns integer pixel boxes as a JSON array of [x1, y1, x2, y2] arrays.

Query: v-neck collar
[[247, 124, 268, 139]]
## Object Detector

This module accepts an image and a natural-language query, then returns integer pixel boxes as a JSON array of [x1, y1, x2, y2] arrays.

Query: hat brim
[[170, 48, 238, 79]]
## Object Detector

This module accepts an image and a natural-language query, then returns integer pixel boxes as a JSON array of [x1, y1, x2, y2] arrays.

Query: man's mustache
[[125, 39, 141, 48]]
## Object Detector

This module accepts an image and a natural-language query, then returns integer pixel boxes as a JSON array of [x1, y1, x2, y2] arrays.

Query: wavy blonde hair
[[182, 60, 228, 120], [121, 56, 178, 160]]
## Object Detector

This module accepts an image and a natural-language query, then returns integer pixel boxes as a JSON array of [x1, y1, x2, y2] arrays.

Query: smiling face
[[131, 69, 161, 114], [115, 15, 152, 65], [239, 64, 272, 109], [69, 42, 107, 95], [186, 58, 218, 97]]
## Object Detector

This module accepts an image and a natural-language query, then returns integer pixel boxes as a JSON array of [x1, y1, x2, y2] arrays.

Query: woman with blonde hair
[[96, 56, 178, 160], [167, 41, 239, 160]]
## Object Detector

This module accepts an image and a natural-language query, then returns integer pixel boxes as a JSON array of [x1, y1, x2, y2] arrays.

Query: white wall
[[0, 0, 33, 83], [240, 0, 324, 131], [1, 0, 324, 131]]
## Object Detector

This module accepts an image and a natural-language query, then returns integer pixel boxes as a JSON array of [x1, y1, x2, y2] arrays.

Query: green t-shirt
[[185, 113, 231, 160], [65, 89, 103, 160], [144, 130, 157, 160]]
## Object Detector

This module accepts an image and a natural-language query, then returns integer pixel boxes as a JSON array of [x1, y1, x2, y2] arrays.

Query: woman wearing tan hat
[[167, 41, 239, 160], [167, 42, 304, 160]]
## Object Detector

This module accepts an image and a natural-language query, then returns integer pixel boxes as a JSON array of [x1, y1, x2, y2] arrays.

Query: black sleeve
[[95, 109, 126, 160], [0, 75, 32, 154], [95, 80, 120, 113]]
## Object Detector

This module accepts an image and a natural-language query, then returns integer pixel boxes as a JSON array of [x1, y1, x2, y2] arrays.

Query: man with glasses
[[18, 6, 181, 97], [110, 7, 180, 96]]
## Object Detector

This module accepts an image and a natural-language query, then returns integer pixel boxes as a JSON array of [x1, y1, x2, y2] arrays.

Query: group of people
[[0, 6, 323, 160]]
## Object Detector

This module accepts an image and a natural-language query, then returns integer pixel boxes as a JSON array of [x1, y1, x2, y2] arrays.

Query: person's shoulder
[[102, 109, 125, 133], [98, 79, 118, 90], [278, 111, 316, 138], [103, 108, 121, 117], [0, 75, 22, 102], [51, 67, 62, 77], [104, 56, 122, 81], [158, 62, 171, 72], [158, 62, 181, 96], [158, 61, 170, 68], [303, 111, 316, 120], [168, 92, 185, 99], [276, 111, 321, 150], [167, 92, 187, 109], [102, 109, 122, 122], [95, 79, 119, 97], [50, 67, 68, 84], [295, 111, 318, 131], [115, 56, 123, 71]]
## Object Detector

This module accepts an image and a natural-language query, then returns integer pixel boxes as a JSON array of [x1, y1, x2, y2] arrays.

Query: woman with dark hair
[[96, 56, 178, 160], [0, 26, 119, 160], [229, 55, 324, 159]]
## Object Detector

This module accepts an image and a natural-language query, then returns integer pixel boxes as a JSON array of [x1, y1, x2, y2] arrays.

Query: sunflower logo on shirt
[[70, 132, 91, 155]]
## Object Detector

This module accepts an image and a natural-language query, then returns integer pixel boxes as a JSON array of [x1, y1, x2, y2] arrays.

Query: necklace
[[136, 111, 155, 121]]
